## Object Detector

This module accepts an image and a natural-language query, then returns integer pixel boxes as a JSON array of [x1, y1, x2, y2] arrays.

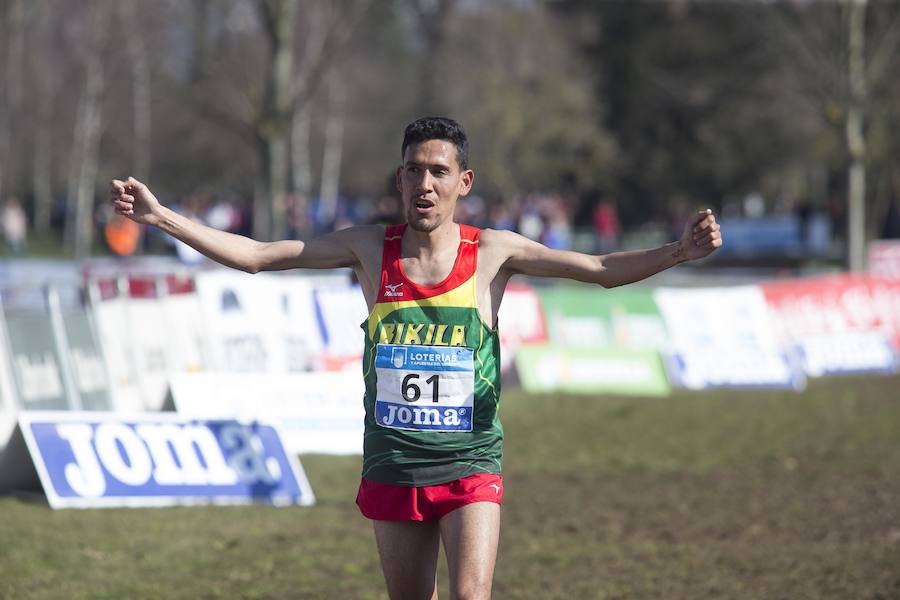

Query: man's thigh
[[373, 519, 441, 600], [439, 502, 501, 600]]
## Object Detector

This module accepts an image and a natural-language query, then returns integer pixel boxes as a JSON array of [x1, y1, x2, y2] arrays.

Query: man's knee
[[451, 582, 492, 600], [384, 580, 437, 600]]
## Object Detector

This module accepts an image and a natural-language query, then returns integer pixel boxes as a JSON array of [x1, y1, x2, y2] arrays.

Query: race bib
[[375, 344, 475, 432]]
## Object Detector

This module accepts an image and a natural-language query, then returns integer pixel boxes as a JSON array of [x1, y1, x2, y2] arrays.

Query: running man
[[110, 116, 722, 599]]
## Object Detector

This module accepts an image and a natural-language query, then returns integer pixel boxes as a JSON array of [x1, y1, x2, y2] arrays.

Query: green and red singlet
[[360, 224, 503, 486]]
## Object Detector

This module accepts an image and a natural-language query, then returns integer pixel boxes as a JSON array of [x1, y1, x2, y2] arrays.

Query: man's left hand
[[680, 209, 723, 261]]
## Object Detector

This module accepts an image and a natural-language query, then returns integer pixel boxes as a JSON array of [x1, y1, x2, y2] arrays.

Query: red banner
[[760, 274, 900, 376], [497, 282, 548, 372], [869, 240, 900, 280]]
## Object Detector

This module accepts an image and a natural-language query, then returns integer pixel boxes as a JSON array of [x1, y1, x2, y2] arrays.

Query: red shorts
[[356, 473, 503, 521]]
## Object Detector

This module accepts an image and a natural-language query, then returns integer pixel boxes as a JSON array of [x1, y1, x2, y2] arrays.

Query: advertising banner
[[515, 345, 670, 396], [169, 372, 364, 455], [1, 290, 72, 410], [89, 279, 144, 413], [653, 286, 804, 390], [869, 240, 900, 280], [159, 275, 210, 374], [278, 277, 326, 372], [537, 285, 668, 350], [496, 282, 548, 372], [195, 271, 329, 374], [1, 412, 315, 509], [123, 277, 178, 410], [760, 275, 899, 376], [0, 321, 18, 449], [195, 271, 286, 373], [312, 284, 368, 371], [58, 306, 112, 411]]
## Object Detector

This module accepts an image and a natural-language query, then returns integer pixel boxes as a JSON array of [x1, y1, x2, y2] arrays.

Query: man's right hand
[[110, 177, 162, 227]]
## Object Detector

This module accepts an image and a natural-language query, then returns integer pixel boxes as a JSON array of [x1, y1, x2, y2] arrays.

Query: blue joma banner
[[17, 412, 315, 509]]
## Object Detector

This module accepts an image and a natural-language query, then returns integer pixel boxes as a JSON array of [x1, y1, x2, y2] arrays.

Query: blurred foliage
[[0, 0, 899, 246]]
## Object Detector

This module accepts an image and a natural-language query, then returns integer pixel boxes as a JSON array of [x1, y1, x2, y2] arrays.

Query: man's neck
[[402, 220, 460, 260]]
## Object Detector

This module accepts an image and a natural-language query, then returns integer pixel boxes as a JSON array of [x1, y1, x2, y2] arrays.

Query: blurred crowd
[[135, 190, 623, 260], [5, 186, 900, 263]]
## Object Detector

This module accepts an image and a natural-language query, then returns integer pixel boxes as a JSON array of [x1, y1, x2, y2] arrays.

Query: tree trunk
[[319, 76, 345, 228], [846, 0, 867, 272], [121, 0, 152, 182], [188, 0, 213, 83], [254, 0, 297, 240], [411, 0, 455, 114], [68, 6, 108, 258], [32, 112, 53, 234], [253, 160, 269, 241], [0, 0, 26, 202], [291, 103, 312, 196]]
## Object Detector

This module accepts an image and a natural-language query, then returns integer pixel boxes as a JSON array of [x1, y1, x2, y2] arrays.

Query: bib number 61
[[401, 373, 440, 403]]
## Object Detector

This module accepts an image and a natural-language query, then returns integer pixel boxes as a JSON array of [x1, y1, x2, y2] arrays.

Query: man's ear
[[459, 169, 475, 197], [395, 166, 403, 193]]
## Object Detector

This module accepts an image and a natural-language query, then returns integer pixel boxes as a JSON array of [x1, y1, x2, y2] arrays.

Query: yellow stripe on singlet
[[364, 273, 477, 339]]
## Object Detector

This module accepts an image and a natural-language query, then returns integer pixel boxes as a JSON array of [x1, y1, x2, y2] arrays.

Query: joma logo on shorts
[[382, 404, 463, 427]]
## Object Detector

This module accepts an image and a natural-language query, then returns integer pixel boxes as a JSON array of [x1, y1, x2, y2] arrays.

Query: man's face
[[397, 139, 473, 233]]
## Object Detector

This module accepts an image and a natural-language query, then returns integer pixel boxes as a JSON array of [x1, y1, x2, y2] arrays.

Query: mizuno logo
[[489, 483, 501, 494], [384, 283, 404, 297]]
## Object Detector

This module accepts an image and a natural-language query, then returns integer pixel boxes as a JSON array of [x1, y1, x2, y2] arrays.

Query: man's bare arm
[[490, 210, 723, 288], [110, 177, 361, 273]]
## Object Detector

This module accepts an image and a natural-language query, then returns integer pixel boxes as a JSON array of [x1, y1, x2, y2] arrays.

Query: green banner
[[515, 345, 671, 397], [4, 310, 69, 410], [61, 311, 112, 411], [536, 285, 668, 350]]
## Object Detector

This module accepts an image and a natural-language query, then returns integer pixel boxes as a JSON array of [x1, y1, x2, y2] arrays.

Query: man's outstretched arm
[[491, 210, 723, 288], [110, 177, 360, 273]]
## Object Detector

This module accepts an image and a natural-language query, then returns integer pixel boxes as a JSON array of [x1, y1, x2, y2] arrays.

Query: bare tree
[[0, 0, 26, 202], [255, 0, 371, 239], [441, 1, 617, 197], [119, 0, 153, 182], [845, 0, 867, 271], [66, 3, 111, 258], [407, 0, 456, 115], [772, 0, 900, 269], [291, 102, 313, 197], [318, 74, 346, 226], [253, 0, 298, 240], [31, 1, 57, 235]]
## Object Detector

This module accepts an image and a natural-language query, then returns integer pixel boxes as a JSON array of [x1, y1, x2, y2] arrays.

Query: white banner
[[653, 286, 804, 390], [90, 282, 144, 413], [169, 372, 364, 455], [194, 271, 330, 374], [160, 287, 210, 374], [278, 277, 326, 371], [195, 271, 286, 373], [0, 312, 19, 449], [312, 284, 368, 371], [122, 286, 172, 411]]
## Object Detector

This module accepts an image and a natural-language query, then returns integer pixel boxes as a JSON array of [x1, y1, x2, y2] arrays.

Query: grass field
[[2, 376, 900, 599]]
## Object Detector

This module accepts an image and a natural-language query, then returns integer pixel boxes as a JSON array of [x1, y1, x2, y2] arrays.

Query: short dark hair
[[401, 116, 469, 170]]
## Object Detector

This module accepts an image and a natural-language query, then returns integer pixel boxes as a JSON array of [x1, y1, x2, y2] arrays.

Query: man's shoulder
[[330, 223, 387, 246], [476, 228, 530, 270], [478, 227, 525, 248]]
